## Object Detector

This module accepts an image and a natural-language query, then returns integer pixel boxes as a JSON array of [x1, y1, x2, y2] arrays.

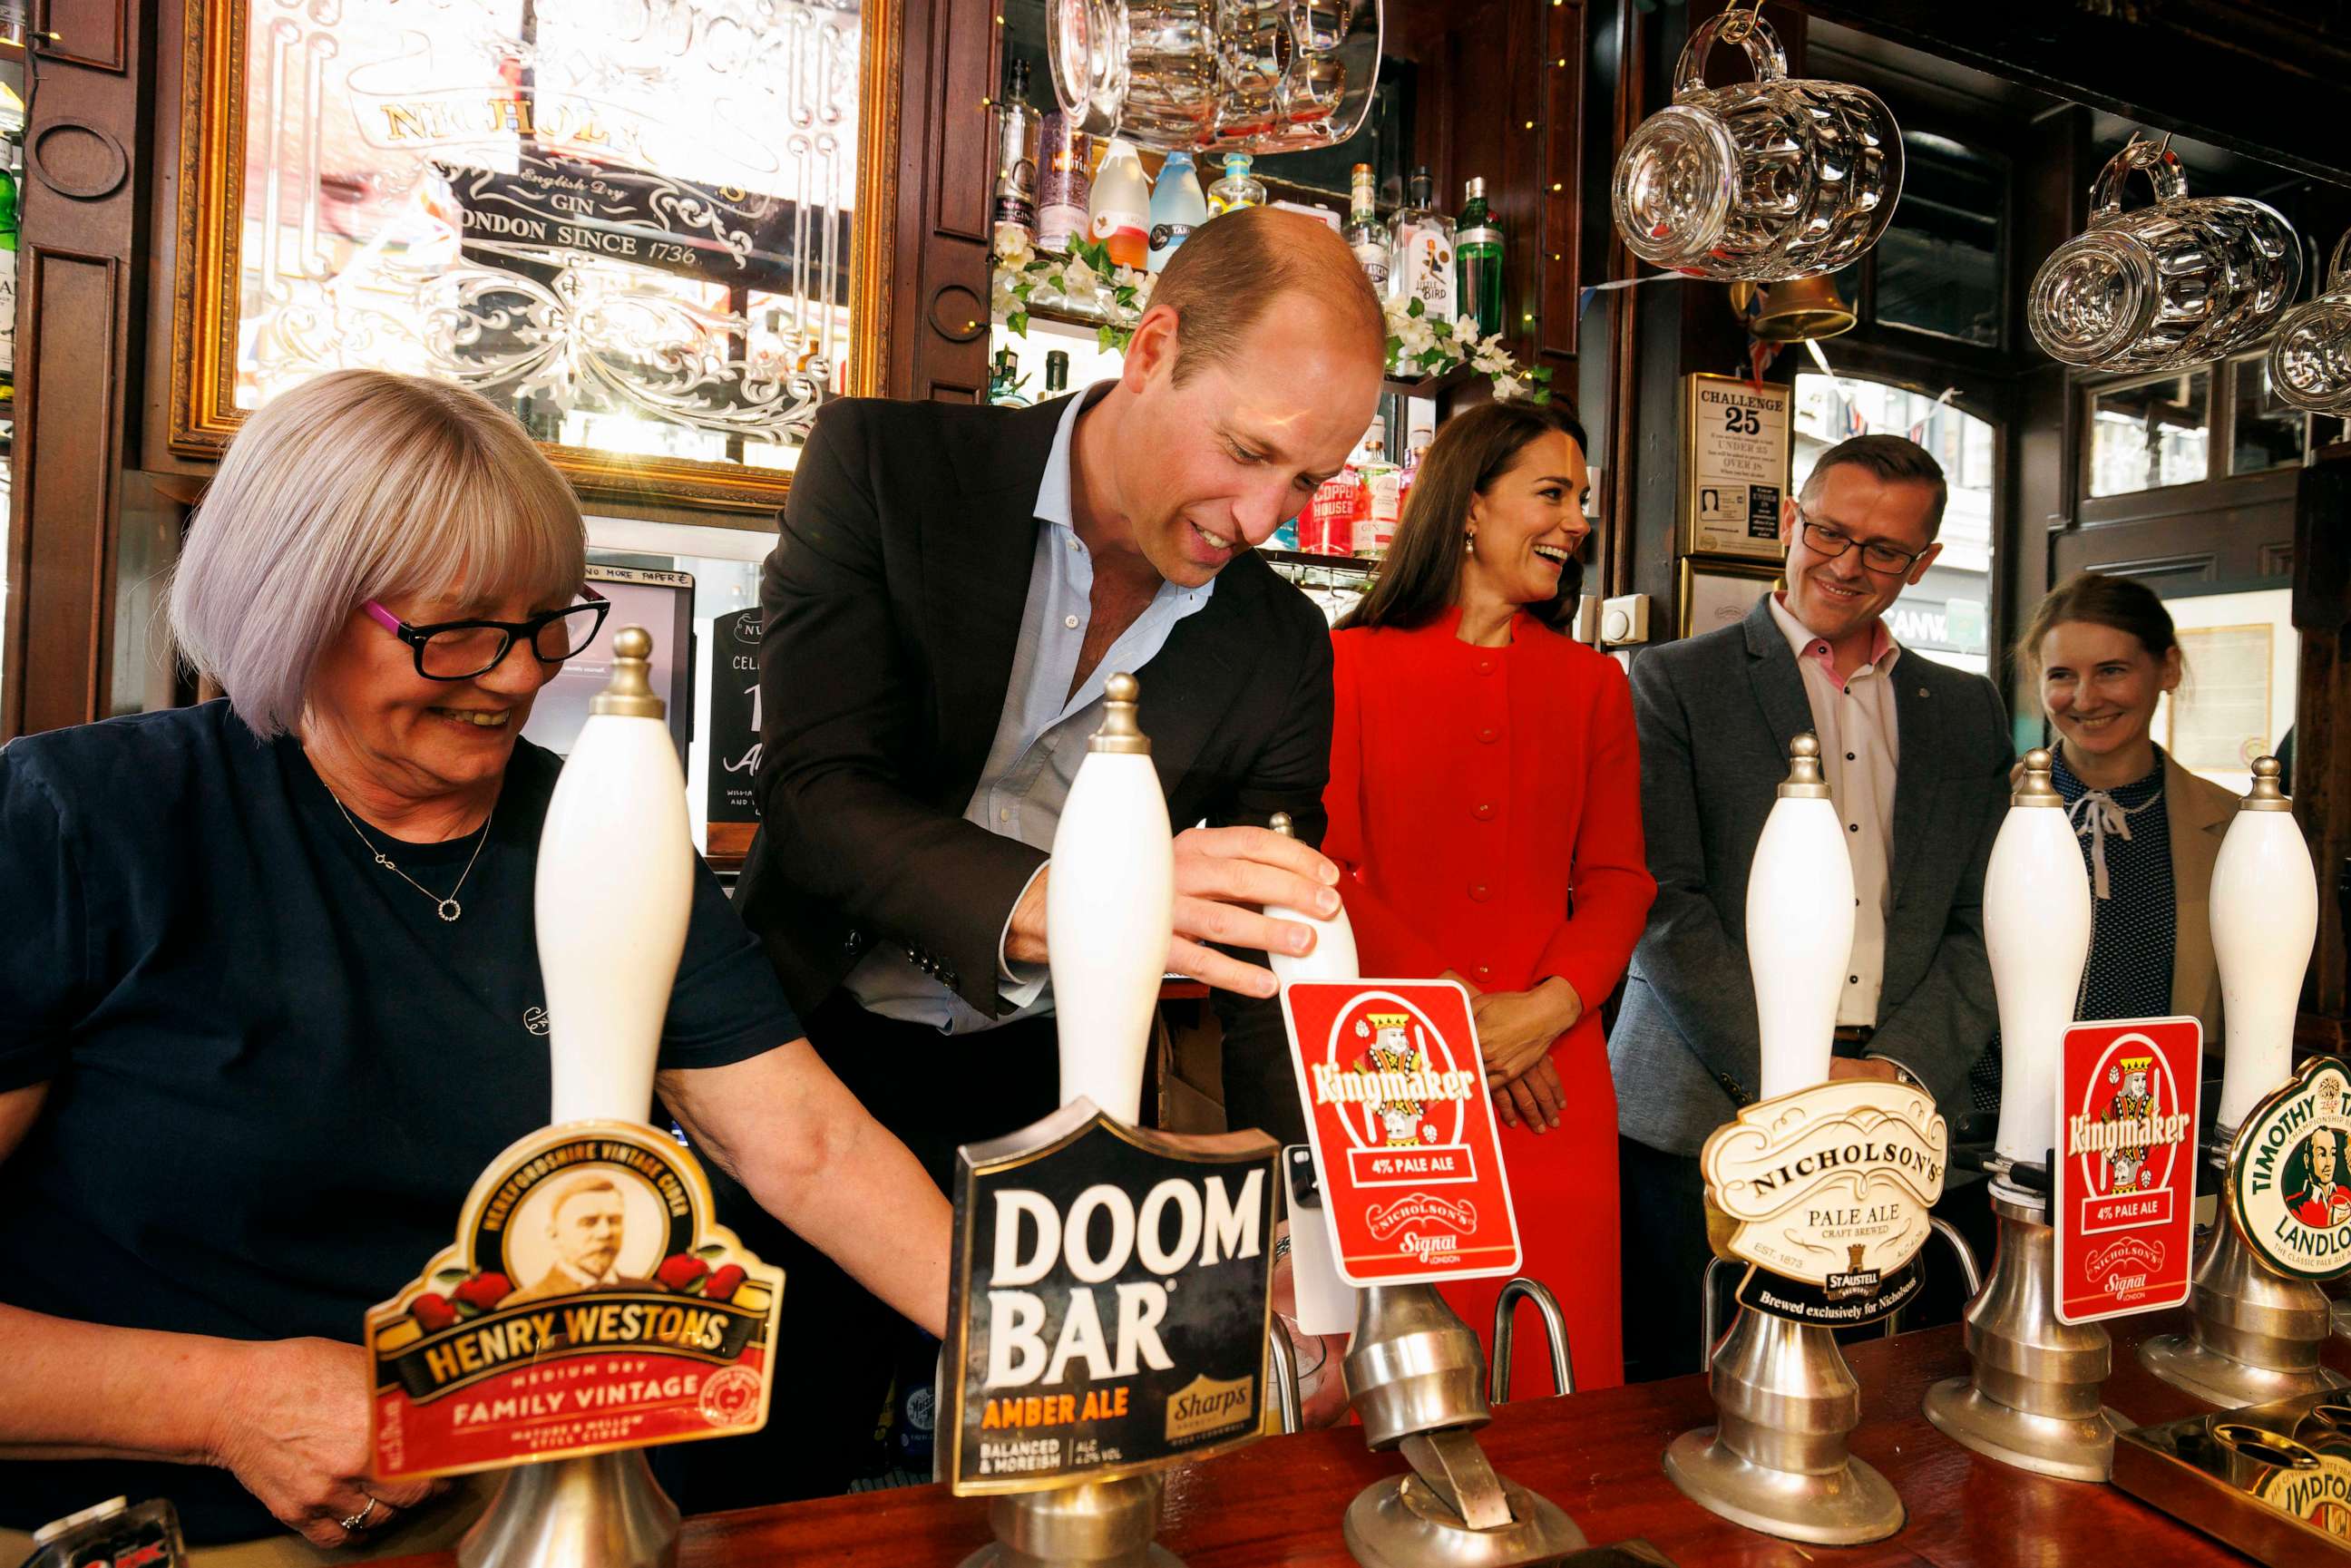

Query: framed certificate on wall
[[1677, 557, 1782, 641], [1680, 373, 1793, 560]]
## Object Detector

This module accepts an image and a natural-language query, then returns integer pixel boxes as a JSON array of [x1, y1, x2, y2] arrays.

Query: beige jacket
[[2161, 752, 2239, 1045]]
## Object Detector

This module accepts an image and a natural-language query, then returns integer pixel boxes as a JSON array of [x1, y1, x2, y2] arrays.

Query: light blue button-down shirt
[[843, 385, 1216, 1032]]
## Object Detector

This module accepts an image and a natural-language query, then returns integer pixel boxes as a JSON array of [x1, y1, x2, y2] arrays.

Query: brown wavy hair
[[2013, 571, 2180, 677], [1336, 400, 1592, 634]]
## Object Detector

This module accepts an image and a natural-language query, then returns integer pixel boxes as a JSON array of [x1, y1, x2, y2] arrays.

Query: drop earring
[[1464, 532, 1476, 556]]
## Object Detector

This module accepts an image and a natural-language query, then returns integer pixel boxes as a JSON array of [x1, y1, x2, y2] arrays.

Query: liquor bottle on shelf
[[1146, 150, 1207, 274], [1036, 107, 1092, 255], [1455, 176, 1506, 338], [0, 113, 18, 390], [1387, 165, 1455, 322], [1207, 153, 1265, 219], [990, 58, 1040, 253], [1341, 162, 1389, 290], [1044, 349, 1070, 397], [988, 347, 1031, 407], [1356, 435, 1401, 558], [1088, 139, 1151, 270], [1302, 461, 1361, 557], [1396, 425, 1432, 515]]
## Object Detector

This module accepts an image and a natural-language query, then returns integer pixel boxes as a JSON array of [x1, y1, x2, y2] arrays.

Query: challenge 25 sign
[[942, 1102, 1279, 1495], [1280, 981, 1524, 1285]]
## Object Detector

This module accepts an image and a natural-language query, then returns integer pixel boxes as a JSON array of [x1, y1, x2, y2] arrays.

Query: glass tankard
[[2269, 232, 2351, 414], [1610, 13, 1902, 282], [2030, 136, 2301, 373], [1049, 0, 1381, 155]]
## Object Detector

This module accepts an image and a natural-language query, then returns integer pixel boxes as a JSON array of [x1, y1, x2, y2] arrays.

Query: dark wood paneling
[[887, 0, 993, 403], [14, 251, 121, 734], [4, 0, 149, 738], [36, 0, 129, 73], [1535, 0, 1585, 363], [2294, 448, 2351, 1023]]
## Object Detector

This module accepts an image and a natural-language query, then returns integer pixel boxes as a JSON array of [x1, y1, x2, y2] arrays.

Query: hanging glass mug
[[1048, 0, 1381, 154], [2268, 232, 2351, 414], [2029, 136, 2301, 372], [1610, 12, 1903, 281]]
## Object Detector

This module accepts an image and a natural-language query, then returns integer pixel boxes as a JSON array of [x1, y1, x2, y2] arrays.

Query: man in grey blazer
[[1613, 434, 2012, 1382]]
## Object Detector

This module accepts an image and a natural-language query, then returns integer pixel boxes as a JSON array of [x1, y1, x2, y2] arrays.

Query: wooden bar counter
[[388, 1310, 2346, 1567]]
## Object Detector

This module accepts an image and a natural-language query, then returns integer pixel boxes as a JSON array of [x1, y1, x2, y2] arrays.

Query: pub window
[[1870, 131, 2005, 350], [2087, 370, 2212, 500], [2229, 349, 2317, 477]]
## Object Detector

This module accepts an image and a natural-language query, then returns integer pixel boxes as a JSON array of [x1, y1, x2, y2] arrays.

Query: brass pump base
[[1663, 1428, 1902, 1545], [1339, 1287, 1588, 1567], [1663, 1310, 1903, 1545], [1342, 1468, 1586, 1567], [956, 1474, 1181, 1568], [2140, 1212, 2346, 1409], [457, 1451, 678, 1568], [1922, 1190, 2131, 1482]]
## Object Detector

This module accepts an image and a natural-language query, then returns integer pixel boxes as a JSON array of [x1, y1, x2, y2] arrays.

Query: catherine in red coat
[[1324, 401, 1654, 1397]]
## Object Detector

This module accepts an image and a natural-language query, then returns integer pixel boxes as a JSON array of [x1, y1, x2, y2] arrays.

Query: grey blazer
[[1611, 596, 2014, 1156]]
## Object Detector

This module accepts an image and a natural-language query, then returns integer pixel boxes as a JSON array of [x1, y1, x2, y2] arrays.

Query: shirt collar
[[1035, 381, 1119, 530], [1036, 380, 1214, 611], [1768, 591, 1900, 689]]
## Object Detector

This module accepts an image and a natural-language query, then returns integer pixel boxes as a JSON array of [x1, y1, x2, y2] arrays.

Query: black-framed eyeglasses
[[364, 588, 611, 681], [1793, 505, 1929, 576]]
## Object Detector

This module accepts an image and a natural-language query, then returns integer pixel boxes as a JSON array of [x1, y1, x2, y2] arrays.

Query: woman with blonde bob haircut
[[0, 371, 951, 1562]]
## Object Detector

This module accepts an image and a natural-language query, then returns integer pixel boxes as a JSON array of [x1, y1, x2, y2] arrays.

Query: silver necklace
[[327, 791, 494, 922]]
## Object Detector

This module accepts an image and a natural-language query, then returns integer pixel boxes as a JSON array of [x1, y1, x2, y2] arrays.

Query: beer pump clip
[[1664, 735, 1946, 1545], [945, 675, 1280, 1568], [362, 629, 785, 1568], [2142, 758, 2351, 1407], [1273, 895, 1584, 1563], [1923, 750, 2136, 1481]]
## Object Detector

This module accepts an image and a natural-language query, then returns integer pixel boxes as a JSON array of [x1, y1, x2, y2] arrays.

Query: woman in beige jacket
[[2014, 573, 2239, 1050]]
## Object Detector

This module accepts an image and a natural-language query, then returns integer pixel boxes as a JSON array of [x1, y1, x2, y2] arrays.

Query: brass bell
[[1732, 274, 1858, 343]]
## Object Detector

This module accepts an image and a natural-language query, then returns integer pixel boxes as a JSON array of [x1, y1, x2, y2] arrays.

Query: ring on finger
[[340, 1496, 383, 1534]]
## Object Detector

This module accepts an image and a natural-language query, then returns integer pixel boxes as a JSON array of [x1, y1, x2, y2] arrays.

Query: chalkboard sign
[[707, 607, 764, 835]]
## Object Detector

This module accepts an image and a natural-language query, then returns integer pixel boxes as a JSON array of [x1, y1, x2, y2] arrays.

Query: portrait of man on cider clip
[[500, 1174, 657, 1304], [2286, 1125, 2351, 1231]]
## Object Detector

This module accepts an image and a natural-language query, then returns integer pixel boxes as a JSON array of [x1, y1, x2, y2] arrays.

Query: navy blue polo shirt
[[0, 701, 798, 1543]]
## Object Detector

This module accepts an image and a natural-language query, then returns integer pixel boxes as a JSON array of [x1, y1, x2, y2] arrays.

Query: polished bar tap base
[[458, 1452, 680, 1568], [1922, 1188, 2130, 1482], [1663, 1310, 1903, 1544], [1340, 1283, 1587, 1566], [957, 1475, 1182, 1568], [1342, 1429, 1586, 1568], [2334, 1292, 2351, 1342], [2140, 1198, 2346, 1408]]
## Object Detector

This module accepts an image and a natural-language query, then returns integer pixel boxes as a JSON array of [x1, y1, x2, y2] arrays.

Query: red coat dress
[[1324, 608, 1654, 1395]]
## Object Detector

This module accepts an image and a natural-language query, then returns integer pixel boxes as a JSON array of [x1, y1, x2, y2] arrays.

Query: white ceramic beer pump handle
[[1746, 734, 1857, 1100], [536, 628, 695, 1126], [1265, 812, 1360, 983], [1987, 749, 2092, 1165], [2212, 756, 2317, 1130], [1047, 673, 1176, 1125]]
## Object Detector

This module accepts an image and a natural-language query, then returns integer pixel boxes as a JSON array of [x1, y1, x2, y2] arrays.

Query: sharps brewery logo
[[365, 1120, 783, 1481], [944, 1102, 1277, 1496], [1281, 982, 1526, 1286], [2229, 1056, 2351, 1281], [1700, 1080, 1947, 1326]]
